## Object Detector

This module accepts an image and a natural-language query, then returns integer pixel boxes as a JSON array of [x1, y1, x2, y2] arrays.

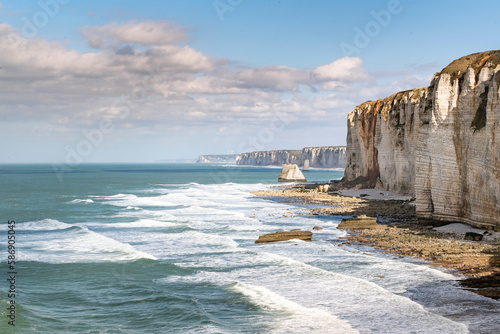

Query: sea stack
[[278, 164, 307, 182], [303, 159, 310, 171]]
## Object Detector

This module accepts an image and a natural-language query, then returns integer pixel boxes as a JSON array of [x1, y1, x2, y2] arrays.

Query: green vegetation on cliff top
[[440, 50, 500, 81]]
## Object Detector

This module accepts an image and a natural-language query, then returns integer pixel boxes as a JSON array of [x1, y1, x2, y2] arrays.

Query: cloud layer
[[0, 20, 431, 161]]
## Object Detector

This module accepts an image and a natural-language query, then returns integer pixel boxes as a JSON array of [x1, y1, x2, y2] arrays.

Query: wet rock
[[312, 226, 323, 230], [338, 215, 380, 230], [464, 232, 483, 241], [255, 230, 313, 243]]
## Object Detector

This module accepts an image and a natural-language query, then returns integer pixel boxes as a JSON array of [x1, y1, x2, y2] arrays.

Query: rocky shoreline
[[252, 185, 500, 300]]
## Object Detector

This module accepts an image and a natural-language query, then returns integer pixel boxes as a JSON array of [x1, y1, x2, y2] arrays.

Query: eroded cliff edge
[[345, 51, 500, 230]]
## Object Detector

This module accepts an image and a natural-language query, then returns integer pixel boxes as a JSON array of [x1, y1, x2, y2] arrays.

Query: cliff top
[[440, 50, 500, 81], [354, 87, 426, 115], [302, 146, 346, 149]]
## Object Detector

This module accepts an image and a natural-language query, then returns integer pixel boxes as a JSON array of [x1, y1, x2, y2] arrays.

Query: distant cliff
[[301, 146, 346, 168], [345, 51, 500, 230], [237, 147, 346, 168], [197, 154, 238, 163], [236, 150, 301, 166]]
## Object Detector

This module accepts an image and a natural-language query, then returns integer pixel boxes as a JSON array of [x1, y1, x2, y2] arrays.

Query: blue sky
[[0, 0, 499, 163]]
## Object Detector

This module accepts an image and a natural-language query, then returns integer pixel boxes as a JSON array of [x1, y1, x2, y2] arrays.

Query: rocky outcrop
[[344, 51, 500, 230], [278, 164, 307, 182], [301, 146, 346, 168], [255, 230, 313, 243], [236, 150, 301, 166], [338, 216, 381, 230], [236, 146, 346, 168], [197, 154, 238, 163]]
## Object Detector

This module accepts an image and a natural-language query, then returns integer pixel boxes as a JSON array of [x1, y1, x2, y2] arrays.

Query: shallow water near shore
[[1, 164, 499, 333]]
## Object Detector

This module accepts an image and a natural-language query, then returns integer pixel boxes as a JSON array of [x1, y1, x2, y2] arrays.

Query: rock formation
[[255, 230, 313, 243], [303, 159, 310, 171], [236, 150, 301, 166], [278, 164, 307, 182], [236, 146, 346, 168], [338, 216, 381, 230], [197, 154, 238, 163], [344, 51, 500, 230], [301, 146, 346, 168]]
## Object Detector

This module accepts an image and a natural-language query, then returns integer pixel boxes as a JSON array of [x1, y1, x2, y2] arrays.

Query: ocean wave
[[105, 219, 179, 229], [102, 193, 178, 208], [69, 198, 94, 204], [230, 281, 360, 334], [17, 223, 157, 263], [17, 219, 74, 231]]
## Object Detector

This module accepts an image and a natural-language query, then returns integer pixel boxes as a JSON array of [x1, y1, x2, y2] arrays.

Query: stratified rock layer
[[345, 51, 500, 230]]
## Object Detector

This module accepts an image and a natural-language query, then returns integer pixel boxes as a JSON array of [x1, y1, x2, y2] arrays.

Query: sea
[[0, 163, 499, 334]]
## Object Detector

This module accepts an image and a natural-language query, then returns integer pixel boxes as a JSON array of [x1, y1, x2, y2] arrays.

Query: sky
[[0, 0, 499, 163]]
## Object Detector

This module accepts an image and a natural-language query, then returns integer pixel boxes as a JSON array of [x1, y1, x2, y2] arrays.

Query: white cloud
[[81, 20, 188, 49], [0, 20, 424, 158], [311, 57, 370, 83]]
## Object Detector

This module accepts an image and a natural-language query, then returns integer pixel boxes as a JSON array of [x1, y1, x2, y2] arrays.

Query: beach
[[252, 185, 500, 300]]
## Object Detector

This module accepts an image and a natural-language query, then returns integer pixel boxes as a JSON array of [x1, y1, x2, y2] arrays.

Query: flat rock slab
[[255, 230, 313, 243], [338, 216, 380, 230]]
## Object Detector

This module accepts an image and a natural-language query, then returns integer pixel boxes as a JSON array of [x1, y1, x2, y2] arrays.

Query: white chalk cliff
[[345, 51, 500, 230], [301, 146, 346, 168], [236, 150, 301, 166], [197, 154, 238, 163], [237, 147, 346, 168]]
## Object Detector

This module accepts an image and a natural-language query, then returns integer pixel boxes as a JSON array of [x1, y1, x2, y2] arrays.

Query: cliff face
[[197, 154, 238, 163], [345, 51, 500, 230], [301, 146, 346, 168], [236, 150, 301, 166], [345, 88, 426, 193], [236, 147, 347, 168]]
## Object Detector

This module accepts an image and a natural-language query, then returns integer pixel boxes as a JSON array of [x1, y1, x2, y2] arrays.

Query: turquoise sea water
[[0, 164, 499, 333]]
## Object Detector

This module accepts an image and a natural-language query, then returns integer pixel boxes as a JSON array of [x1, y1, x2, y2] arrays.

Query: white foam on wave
[[136, 230, 240, 258], [17, 219, 74, 231], [105, 219, 178, 229], [238, 251, 469, 334], [69, 198, 94, 204], [160, 192, 244, 208], [182, 325, 234, 334], [259, 236, 459, 294], [116, 209, 178, 221], [171, 243, 469, 333], [18, 222, 156, 263], [230, 281, 359, 334], [99, 193, 178, 208], [158, 271, 230, 285], [168, 205, 246, 218]]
